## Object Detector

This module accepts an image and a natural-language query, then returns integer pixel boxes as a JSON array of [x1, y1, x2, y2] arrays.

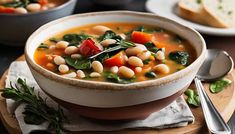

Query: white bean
[[110, 66, 119, 74], [153, 64, 170, 74], [100, 39, 116, 47], [26, 3, 41, 12], [137, 51, 151, 60], [54, 56, 65, 65], [90, 72, 101, 78], [91, 25, 110, 35], [77, 70, 86, 78], [63, 72, 76, 78], [49, 45, 56, 51], [56, 41, 69, 49], [64, 46, 78, 55], [118, 66, 135, 78], [58, 64, 69, 74], [128, 56, 143, 67], [125, 44, 147, 56], [135, 67, 142, 73], [41, 6, 48, 11], [47, 3, 56, 8], [14, 7, 27, 14], [92, 61, 103, 73], [71, 54, 82, 59], [155, 51, 165, 61]]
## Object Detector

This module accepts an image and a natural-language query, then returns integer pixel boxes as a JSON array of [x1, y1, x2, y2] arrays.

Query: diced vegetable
[[39, 0, 48, 6], [131, 31, 153, 44], [79, 38, 102, 57], [0, 6, 14, 13], [104, 51, 126, 67], [210, 78, 232, 93], [184, 89, 200, 107], [169, 51, 189, 66]]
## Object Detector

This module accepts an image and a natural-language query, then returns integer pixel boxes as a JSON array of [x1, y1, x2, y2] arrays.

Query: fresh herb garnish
[[210, 78, 232, 93], [89, 40, 135, 59], [3, 0, 29, 8], [145, 71, 157, 78], [104, 72, 135, 84], [63, 33, 90, 44], [64, 57, 91, 70], [196, 0, 202, 4], [228, 11, 233, 15], [95, 53, 110, 63], [0, 78, 66, 134], [38, 43, 49, 49], [169, 51, 189, 66], [144, 42, 159, 53], [184, 89, 200, 107]]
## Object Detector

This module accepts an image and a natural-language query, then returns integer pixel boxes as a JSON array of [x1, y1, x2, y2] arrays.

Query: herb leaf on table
[[0, 78, 66, 134], [210, 78, 232, 93], [184, 89, 200, 107]]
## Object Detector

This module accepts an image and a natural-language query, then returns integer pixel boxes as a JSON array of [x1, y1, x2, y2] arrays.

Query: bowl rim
[[25, 11, 207, 91], [0, 0, 76, 16]]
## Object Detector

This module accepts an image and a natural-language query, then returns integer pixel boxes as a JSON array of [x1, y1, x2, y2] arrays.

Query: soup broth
[[34, 23, 196, 84]]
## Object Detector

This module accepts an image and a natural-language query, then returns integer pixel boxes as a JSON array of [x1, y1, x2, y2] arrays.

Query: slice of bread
[[202, 0, 235, 28], [178, 0, 207, 25]]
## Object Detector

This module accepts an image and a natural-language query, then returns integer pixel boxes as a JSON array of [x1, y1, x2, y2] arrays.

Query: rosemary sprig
[[0, 78, 66, 134]]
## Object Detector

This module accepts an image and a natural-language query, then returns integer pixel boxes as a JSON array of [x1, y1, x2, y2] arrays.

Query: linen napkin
[[5, 61, 194, 134]]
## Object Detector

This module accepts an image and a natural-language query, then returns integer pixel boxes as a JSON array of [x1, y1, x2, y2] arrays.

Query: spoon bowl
[[195, 49, 233, 134]]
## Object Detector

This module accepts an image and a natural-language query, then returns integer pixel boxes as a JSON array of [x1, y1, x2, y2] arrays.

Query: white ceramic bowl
[[25, 11, 206, 120]]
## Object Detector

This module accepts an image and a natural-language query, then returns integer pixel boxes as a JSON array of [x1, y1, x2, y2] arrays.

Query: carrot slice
[[0, 6, 15, 13], [104, 51, 126, 67], [131, 31, 153, 44]]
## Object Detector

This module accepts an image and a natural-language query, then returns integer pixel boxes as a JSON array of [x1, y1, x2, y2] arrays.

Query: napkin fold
[[5, 61, 194, 134]]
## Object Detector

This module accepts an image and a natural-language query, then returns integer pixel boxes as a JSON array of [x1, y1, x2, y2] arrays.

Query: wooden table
[[0, 0, 235, 133]]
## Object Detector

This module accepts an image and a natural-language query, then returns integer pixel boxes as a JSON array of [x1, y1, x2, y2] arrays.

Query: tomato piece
[[79, 38, 102, 57], [39, 0, 48, 6], [131, 31, 153, 44], [0, 6, 15, 13], [104, 51, 126, 67]]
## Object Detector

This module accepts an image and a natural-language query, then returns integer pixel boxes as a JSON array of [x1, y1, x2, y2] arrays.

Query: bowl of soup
[[25, 11, 206, 120], [0, 0, 76, 46]]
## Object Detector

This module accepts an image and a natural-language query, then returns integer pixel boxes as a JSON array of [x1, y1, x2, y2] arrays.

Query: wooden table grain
[[0, 0, 234, 133]]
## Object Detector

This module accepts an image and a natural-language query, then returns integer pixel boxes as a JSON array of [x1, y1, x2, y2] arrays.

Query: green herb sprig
[[0, 78, 66, 134], [184, 89, 200, 107], [210, 78, 232, 93]]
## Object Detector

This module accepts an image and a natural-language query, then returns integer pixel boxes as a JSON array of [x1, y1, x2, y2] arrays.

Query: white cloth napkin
[[5, 61, 194, 134]]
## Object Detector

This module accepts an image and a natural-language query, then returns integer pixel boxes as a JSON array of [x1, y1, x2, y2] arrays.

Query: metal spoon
[[194, 49, 234, 134]]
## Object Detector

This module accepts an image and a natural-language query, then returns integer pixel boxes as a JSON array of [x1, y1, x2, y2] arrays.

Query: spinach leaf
[[49, 37, 60, 43], [37, 43, 49, 49], [89, 40, 135, 59], [169, 51, 189, 66], [144, 42, 159, 53], [104, 72, 135, 84], [184, 89, 200, 107], [63, 33, 90, 44], [145, 71, 157, 78], [98, 30, 122, 42], [210, 78, 232, 93], [143, 59, 151, 64], [95, 53, 109, 63], [64, 57, 91, 70], [3, 0, 29, 8]]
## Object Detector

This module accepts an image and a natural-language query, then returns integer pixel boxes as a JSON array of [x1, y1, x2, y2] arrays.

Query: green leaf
[[104, 72, 135, 84], [64, 57, 91, 70], [143, 59, 151, 64], [169, 51, 189, 66], [23, 106, 46, 125], [184, 89, 200, 107], [210, 78, 232, 93], [98, 30, 122, 42], [37, 43, 49, 49], [95, 53, 109, 63], [144, 42, 159, 53], [171, 35, 184, 43], [3, 0, 29, 8], [63, 33, 90, 44], [49, 37, 60, 43], [145, 71, 157, 78]]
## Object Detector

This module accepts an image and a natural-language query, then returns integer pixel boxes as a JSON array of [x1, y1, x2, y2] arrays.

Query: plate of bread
[[146, 0, 235, 36]]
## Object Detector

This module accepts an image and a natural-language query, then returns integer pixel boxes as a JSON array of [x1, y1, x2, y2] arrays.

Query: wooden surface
[[0, 55, 235, 134]]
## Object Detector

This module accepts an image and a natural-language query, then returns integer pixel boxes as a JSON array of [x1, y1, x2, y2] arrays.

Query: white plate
[[146, 0, 235, 36]]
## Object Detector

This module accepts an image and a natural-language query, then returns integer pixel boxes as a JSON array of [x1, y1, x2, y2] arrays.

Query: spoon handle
[[194, 77, 231, 134]]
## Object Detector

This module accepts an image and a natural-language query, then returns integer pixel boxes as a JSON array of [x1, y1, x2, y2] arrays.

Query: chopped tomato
[[39, 0, 48, 6], [131, 31, 153, 44], [104, 51, 126, 67], [0, 6, 15, 13], [79, 38, 102, 57]]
